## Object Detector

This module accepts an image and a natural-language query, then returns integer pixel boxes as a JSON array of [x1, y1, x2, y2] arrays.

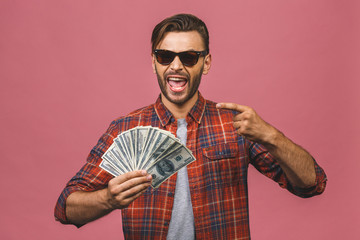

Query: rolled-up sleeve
[[249, 142, 327, 198], [290, 160, 327, 198], [54, 121, 118, 224]]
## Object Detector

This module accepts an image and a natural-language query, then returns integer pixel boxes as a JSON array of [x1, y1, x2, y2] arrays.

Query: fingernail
[[141, 170, 147, 176], [146, 175, 152, 181], [216, 103, 221, 108]]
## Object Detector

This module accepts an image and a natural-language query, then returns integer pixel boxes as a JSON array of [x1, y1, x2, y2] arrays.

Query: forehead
[[157, 31, 205, 52]]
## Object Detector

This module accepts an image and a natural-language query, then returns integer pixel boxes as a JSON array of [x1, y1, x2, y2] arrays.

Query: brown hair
[[151, 14, 209, 53]]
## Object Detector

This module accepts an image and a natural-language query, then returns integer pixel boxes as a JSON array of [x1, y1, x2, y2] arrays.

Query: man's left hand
[[217, 102, 317, 188], [216, 102, 277, 144]]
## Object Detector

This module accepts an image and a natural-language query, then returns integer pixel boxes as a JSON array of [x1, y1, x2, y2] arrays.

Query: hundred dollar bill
[[158, 128, 180, 143], [138, 130, 167, 170], [102, 145, 131, 173], [100, 159, 122, 176], [147, 144, 196, 188], [121, 132, 135, 169], [141, 135, 179, 170], [116, 134, 131, 167], [129, 129, 137, 162], [138, 127, 156, 169], [135, 127, 149, 169], [113, 136, 133, 171]]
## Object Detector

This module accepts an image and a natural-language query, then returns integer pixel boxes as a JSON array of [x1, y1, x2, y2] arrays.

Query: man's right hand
[[107, 170, 152, 209], [66, 170, 152, 226]]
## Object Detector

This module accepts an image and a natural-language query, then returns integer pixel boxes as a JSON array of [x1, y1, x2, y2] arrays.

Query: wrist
[[100, 188, 116, 211], [262, 126, 283, 150]]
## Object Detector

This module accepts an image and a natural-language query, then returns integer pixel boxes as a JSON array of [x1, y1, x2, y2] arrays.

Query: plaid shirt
[[55, 93, 327, 239]]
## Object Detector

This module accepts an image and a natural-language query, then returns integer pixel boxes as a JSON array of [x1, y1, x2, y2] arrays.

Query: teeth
[[168, 77, 186, 81]]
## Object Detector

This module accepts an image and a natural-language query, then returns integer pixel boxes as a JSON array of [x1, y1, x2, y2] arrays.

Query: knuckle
[[109, 188, 117, 196], [243, 112, 251, 119], [116, 194, 126, 204], [108, 178, 116, 186], [242, 120, 249, 127], [108, 184, 120, 195], [115, 193, 122, 201]]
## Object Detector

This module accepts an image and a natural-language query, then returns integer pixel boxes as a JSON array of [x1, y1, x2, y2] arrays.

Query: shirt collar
[[154, 92, 206, 127]]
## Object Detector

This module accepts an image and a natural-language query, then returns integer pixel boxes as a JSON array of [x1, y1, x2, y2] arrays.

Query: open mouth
[[167, 76, 188, 93]]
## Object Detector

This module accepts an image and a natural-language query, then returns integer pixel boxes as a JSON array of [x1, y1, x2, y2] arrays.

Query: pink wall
[[1, 0, 359, 239]]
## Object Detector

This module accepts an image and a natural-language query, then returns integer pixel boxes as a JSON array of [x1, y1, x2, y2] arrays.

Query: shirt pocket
[[202, 142, 243, 187]]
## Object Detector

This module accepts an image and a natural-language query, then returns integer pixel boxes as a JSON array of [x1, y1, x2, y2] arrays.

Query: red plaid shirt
[[55, 93, 327, 239]]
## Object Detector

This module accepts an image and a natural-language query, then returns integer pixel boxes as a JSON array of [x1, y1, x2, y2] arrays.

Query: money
[[100, 126, 196, 188], [147, 144, 196, 188]]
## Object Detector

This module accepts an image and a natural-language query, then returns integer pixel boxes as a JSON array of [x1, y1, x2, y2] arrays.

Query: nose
[[169, 56, 184, 71]]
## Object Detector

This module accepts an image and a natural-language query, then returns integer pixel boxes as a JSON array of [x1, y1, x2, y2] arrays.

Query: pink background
[[1, 0, 359, 239]]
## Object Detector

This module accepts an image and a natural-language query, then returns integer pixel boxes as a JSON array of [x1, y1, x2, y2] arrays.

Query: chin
[[166, 90, 197, 106], [167, 94, 188, 105]]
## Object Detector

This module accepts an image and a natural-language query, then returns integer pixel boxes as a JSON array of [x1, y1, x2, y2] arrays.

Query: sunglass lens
[[156, 51, 174, 65], [180, 52, 198, 66]]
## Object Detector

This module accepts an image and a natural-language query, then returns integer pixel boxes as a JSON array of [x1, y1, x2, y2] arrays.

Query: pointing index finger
[[216, 102, 248, 113]]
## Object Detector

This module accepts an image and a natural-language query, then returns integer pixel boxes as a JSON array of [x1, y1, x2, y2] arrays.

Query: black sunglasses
[[153, 49, 208, 67]]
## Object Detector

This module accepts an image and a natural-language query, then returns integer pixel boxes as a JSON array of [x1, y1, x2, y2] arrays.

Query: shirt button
[[167, 192, 173, 197], [164, 221, 168, 226]]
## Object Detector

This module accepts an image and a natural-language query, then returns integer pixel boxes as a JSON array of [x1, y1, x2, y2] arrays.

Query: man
[[55, 14, 327, 239]]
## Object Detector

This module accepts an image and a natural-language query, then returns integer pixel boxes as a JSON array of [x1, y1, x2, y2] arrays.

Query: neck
[[161, 92, 198, 119]]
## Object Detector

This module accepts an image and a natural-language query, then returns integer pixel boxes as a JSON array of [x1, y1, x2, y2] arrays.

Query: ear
[[202, 54, 212, 75], [151, 54, 157, 74]]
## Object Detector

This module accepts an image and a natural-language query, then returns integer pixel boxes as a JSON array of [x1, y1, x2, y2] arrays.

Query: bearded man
[[55, 13, 327, 240]]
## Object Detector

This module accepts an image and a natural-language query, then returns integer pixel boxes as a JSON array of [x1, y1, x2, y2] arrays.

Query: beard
[[155, 65, 203, 106]]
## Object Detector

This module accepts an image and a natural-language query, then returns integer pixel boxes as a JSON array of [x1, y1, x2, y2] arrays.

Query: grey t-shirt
[[166, 118, 195, 239]]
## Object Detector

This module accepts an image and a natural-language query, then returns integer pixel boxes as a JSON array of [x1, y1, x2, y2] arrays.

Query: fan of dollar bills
[[100, 126, 196, 188]]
